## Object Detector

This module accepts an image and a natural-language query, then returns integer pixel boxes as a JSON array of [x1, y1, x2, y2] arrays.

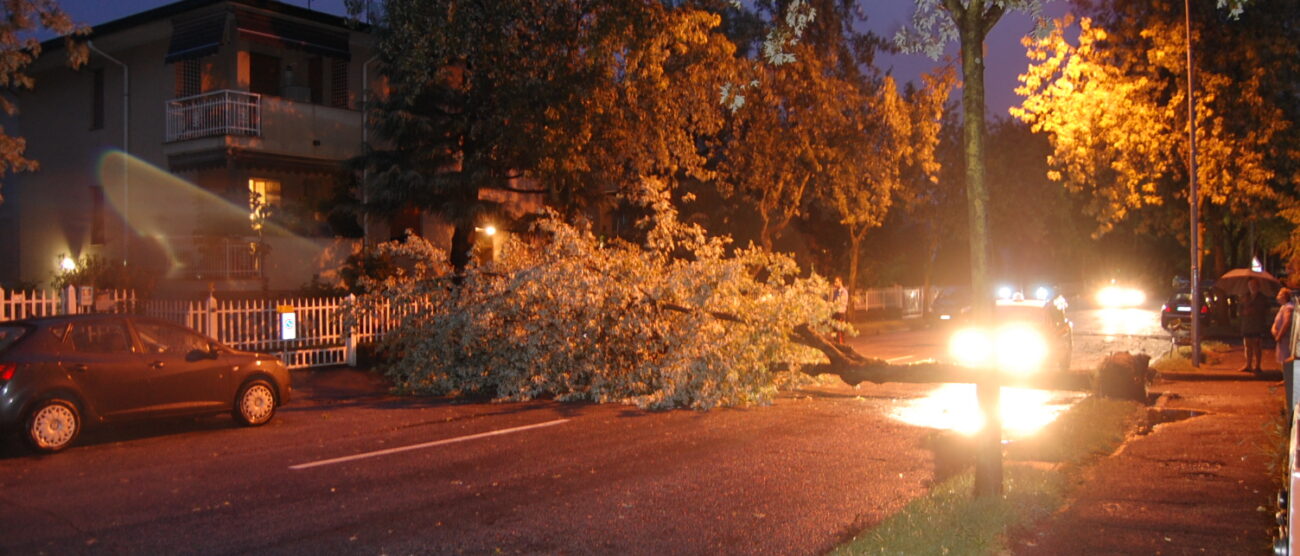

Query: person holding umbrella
[[1240, 278, 1272, 373]]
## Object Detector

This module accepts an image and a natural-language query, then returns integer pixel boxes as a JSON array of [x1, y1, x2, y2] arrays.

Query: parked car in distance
[[0, 314, 291, 453], [1160, 289, 1227, 332]]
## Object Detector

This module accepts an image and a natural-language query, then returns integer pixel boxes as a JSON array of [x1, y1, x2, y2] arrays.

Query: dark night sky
[[57, 0, 1074, 117]]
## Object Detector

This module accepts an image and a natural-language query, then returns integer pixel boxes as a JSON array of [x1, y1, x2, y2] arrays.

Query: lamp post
[[1185, 0, 1202, 367]]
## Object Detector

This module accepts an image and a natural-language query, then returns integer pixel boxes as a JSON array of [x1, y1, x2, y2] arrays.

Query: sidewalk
[[1015, 346, 1283, 555]]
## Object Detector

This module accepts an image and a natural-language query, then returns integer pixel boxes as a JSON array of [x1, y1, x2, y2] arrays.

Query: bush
[[346, 181, 836, 409]]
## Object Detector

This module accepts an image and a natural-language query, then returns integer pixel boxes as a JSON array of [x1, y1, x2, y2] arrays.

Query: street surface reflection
[[890, 383, 1087, 437]]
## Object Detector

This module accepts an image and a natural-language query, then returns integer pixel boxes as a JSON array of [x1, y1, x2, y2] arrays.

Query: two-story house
[[0, 0, 384, 294]]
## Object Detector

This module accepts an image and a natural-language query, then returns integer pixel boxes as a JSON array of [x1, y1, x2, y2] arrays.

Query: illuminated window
[[248, 178, 281, 209]]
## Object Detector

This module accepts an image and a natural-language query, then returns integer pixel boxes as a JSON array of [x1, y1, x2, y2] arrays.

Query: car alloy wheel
[[26, 400, 80, 453], [235, 381, 276, 426]]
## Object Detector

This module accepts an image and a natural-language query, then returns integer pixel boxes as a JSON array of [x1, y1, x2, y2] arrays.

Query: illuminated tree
[[354, 0, 738, 270], [1012, 2, 1297, 269], [0, 0, 86, 203]]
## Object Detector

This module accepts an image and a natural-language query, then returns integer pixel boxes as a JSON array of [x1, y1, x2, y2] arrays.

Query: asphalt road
[[0, 379, 942, 554], [0, 305, 1171, 554]]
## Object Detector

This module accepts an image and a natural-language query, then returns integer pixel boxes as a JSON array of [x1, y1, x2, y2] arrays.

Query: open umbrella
[[1212, 268, 1282, 298]]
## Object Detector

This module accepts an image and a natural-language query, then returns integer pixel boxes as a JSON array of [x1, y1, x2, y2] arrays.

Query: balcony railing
[[178, 236, 262, 281], [165, 90, 261, 142]]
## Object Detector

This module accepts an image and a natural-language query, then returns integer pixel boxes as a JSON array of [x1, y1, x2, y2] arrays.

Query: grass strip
[[832, 397, 1142, 555]]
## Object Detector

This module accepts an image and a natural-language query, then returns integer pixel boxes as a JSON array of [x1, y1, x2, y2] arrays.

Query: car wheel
[[233, 380, 276, 427], [25, 399, 80, 453]]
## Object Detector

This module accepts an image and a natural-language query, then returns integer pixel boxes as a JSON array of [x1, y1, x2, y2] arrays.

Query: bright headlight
[[994, 325, 1048, 376], [949, 328, 993, 368], [1096, 286, 1146, 308], [949, 325, 1049, 375]]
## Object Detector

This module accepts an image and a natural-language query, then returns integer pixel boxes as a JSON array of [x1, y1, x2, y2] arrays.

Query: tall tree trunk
[[847, 226, 865, 321], [949, 0, 1004, 498], [450, 221, 474, 276]]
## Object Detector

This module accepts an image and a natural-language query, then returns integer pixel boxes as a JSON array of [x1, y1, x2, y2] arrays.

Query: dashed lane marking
[[289, 418, 571, 470]]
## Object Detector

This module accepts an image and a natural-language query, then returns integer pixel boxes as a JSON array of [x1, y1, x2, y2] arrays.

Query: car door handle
[[150, 360, 166, 370]]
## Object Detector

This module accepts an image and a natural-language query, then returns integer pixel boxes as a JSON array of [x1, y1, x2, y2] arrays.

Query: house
[[0, 0, 382, 294]]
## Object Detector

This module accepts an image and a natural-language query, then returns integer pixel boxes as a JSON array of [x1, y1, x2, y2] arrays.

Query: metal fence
[[165, 89, 261, 142]]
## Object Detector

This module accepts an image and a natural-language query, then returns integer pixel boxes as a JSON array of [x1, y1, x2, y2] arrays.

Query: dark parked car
[[0, 314, 291, 452], [1160, 289, 1226, 332]]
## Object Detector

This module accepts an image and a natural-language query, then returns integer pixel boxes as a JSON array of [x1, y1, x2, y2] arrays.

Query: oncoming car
[[0, 314, 292, 453], [949, 296, 1074, 374]]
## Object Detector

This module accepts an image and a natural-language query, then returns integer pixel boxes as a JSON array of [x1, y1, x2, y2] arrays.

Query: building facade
[[0, 0, 379, 294]]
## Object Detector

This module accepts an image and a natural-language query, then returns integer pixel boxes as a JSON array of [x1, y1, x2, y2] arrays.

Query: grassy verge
[[832, 397, 1142, 555], [1150, 341, 1233, 373]]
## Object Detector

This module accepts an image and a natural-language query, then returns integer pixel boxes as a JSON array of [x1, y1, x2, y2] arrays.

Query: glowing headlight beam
[[949, 325, 1050, 376]]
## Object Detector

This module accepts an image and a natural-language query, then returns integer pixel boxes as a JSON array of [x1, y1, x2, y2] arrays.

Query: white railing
[[178, 236, 261, 280], [139, 294, 399, 370], [5, 285, 934, 369], [165, 89, 261, 142], [1, 287, 136, 320], [854, 286, 933, 317]]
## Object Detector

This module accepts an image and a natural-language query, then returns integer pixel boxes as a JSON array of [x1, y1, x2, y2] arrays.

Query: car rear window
[[0, 324, 29, 352]]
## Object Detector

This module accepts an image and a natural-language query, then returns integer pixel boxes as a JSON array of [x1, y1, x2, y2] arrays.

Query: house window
[[248, 178, 281, 210], [330, 58, 348, 108], [90, 186, 105, 245], [175, 59, 201, 98], [249, 52, 280, 96], [91, 69, 104, 130]]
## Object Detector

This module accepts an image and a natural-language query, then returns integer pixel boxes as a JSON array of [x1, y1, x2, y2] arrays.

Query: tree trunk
[[950, 0, 1004, 498], [450, 221, 475, 276], [847, 225, 865, 321]]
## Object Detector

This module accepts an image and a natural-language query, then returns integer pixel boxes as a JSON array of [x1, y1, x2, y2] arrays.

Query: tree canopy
[[1012, 1, 1299, 268]]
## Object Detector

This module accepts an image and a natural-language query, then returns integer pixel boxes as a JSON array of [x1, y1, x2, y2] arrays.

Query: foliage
[[354, 0, 739, 270], [0, 0, 87, 203], [346, 180, 835, 410], [51, 254, 154, 293], [1012, 6, 1295, 240]]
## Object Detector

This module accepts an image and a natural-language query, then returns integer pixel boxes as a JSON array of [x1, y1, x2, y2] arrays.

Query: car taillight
[[1200, 305, 1209, 314], [1161, 304, 1170, 313], [0, 363, 14, 382]]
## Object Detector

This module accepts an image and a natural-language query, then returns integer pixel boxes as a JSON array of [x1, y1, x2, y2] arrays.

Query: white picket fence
[[853, 286, 931, 318], [0, 287, 394, 370], [3, 284, 933, 370]]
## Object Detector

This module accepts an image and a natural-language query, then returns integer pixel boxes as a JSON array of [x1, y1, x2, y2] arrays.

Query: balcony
[[174, 236, 261, 281], [163, 89, 363, 164], [166, 90, 262, 142]]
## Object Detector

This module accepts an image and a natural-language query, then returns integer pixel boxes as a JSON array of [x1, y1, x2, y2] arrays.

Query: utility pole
[[1185, 0, 1202, 367]]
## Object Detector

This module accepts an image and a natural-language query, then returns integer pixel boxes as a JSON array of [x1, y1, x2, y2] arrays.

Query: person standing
[[1273, 287, 1295, 411], [832, 277, 849, 343], [1240, 278, 1272, 373]]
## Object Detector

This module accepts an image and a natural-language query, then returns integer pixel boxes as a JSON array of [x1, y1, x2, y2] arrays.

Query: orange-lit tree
[[352, 0, 738, 271], [1012, 3, 1297, 270], [0, 0, 86, 203]]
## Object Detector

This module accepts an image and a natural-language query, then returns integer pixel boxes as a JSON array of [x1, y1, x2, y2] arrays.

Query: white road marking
[[886, 355, 915, 363], [290, 418, 571, 470]]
